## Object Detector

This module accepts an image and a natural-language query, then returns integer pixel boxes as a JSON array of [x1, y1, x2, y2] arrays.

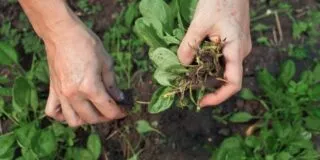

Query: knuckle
[[61, 86, 78, 98], [79, 80, 100, 98]]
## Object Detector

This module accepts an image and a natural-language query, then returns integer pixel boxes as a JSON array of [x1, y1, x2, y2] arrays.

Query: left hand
[[178, 0, 252, 107]]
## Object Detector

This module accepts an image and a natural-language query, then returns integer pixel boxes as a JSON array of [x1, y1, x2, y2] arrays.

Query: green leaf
[[136, 120, 159, 135], [30, 86, 38, 113], [134, 18, 166, 48], [292, 21, 309, 39], [229, 112, 254, 123], [276, 152, 291, 160], [310, 84, 320, 100], [179, 0, 198, 23], [148, 86, 175, 113], [32, 129, 57, 158], [288, 44, 307, 60], [313, 63, 320, 83], [21, 148, 38, 160], [153, 69, 178, 86], [0, 148, 15, 160], [0, 87, 11, 96], [0, 134, 16, 158], [12, 77, 32, 113], [304, 116, 320, 131], [257, 69, 277, 92], [128, 154, 140, 160], [49, 122, 76, 147], [0, 97, 4, 116], [139, 0, 173, 32], [0, 76, 9, 84], [163, 35, 180, 45], [71, 148, 94, 160], [300, 70, 314, 85], [239, 88, 257, 100], [15, 122, 37, 147], [0, 41, 18, 65], [290, 139, 314, 149], [244, 136, 260, 148], [213, 136, 245, 160], [34, 60, 49, 83], [173, 28, 185, 40], [253, 23, 270, 32], [124, 2, 139, 27], [279, 60, 296, 85], [149, 47, 182, 70], [257, 36, 271, 46], [165, 64, 188, 74], [87, 133, 101, 160]]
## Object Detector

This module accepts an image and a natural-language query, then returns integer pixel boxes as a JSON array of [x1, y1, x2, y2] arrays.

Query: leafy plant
[[212, 59, 320, 159], [76, 0, 102, 15], [135, 0, 227, 113], [103, 1, 148, 89], [135, 120, 163, 136]]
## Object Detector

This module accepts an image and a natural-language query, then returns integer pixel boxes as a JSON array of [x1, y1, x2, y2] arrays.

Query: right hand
[[44, 22, 126, 127]]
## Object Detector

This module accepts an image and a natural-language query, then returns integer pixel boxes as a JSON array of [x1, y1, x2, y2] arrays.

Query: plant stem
[[16, 63, 26, 76]]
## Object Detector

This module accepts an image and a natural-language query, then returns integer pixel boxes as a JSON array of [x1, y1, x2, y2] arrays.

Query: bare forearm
[[18, 0, 81, 41]]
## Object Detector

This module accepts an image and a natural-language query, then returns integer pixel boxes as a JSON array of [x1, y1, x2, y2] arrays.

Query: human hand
[[178, 0, 252, 107], [44, 23, 126, 127]]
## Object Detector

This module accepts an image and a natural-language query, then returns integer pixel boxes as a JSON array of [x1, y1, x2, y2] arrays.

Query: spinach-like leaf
[[178, 0, 198, 23], [139, 0, 173, 32], [154, 68, 178, 86], [148, 86, 175, 113], [0, 41, 18, 65], [15, 122, 37, 147], [134, 18, 166, 48], [12, 77, 32, 113], [229, 112, 254, 123], [135, 120, 163, 136], [149, 47, 182, 70], [0, 134, 16, 159], [279, 60, 296, 85], [87, 133, 101, 160], [313, 63, 320, 83], [239, 88, 257, 100], [32, 129, 57, 158]]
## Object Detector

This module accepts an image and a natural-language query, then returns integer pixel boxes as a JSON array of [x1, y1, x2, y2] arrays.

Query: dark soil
[[0, 0, 319, 160]]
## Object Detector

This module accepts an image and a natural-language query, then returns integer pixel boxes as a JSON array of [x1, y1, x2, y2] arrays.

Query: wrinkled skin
[[19, 0, 126, 127], [44, 24, 126, 126], [178, 0, 252, 107]]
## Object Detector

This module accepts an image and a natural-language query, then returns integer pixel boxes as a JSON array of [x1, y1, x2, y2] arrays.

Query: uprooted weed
[[173, 38, 225, 105]]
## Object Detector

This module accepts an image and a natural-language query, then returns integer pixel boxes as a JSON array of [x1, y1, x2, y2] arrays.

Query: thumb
[[178, 24, 206, 65]]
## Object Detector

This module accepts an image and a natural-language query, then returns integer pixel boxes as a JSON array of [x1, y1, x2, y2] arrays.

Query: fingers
[[60, 97, 85, 127], [102, 62, 124, 102], [199, 42, 243, 107], [70, 97, 110, 124], [87, 79, 126, 120], [45, 87, 65, 121], [178, 24, 206, 65]]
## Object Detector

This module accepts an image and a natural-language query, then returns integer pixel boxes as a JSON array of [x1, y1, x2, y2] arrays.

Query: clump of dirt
[[188, 39, 224, 82], [174, 38, 225, 105]]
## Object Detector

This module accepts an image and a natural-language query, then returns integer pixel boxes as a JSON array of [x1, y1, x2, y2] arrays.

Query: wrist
[[19, 0, 82, 41]]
